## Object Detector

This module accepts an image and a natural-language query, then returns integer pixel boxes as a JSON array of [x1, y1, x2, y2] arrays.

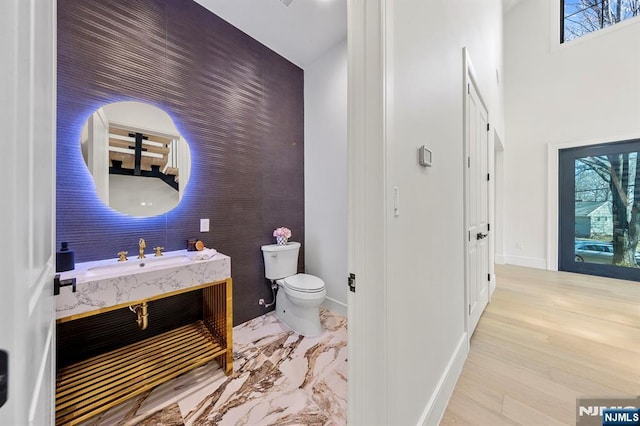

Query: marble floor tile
[[79, 307, 347, 426], [136, 404, 184, 426]]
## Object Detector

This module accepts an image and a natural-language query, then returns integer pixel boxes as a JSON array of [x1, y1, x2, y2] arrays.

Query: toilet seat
[[281, 273, 325, 293]]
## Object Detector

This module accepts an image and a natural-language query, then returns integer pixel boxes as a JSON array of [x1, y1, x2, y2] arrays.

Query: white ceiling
[[194, 0, 347, 69]]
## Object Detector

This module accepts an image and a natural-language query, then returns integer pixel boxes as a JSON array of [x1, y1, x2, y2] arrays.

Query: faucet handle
[[138, 238, 146, 259], [117, 251, 128, 262], [153, 246, 164, 257]]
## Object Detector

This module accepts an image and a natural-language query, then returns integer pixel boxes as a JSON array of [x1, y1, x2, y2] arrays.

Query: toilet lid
[[283, 274, 325, 292]]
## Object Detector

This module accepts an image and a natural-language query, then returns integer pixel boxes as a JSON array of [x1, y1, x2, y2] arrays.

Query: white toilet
[[261, 241, 326, 336]]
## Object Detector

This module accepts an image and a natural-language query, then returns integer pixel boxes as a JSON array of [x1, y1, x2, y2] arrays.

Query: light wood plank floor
[[440, 264, 640, 425]]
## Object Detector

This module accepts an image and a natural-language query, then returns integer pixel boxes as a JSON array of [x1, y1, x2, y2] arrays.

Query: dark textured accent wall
[[57, 0, 304, 325]]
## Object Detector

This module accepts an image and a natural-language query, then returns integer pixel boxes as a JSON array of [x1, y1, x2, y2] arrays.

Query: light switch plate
[[200, 218, 210, 232]]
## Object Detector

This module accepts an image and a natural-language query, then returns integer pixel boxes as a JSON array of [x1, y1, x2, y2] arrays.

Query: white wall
[[504, 0, 640, 269], [384, 0, 504, 423], [304, 40, 348, 315]]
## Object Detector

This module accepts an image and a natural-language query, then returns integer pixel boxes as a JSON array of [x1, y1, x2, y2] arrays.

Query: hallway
[[442, 265, 640, 425]]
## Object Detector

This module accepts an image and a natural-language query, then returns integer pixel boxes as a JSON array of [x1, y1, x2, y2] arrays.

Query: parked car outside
[[574, 241, 640, 265]]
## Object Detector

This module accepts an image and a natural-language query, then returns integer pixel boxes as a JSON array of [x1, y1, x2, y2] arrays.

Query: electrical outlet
[[200, 218, 210, 232]]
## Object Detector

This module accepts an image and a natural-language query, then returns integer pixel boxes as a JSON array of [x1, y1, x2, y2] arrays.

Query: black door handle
[[476, 232, 488, 240], [54, 274, 76, 296]]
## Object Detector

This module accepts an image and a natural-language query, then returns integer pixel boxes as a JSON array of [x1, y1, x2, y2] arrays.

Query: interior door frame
[[463, 47, 492, 337], [490, 130, 504, 296], [347, 0, 389, 424]]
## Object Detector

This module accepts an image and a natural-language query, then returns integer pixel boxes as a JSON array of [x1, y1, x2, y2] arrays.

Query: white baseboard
[[322, 296, 347, 317], [503, 255, 547, 270], [495, 254, 506, 265], [417, 333, 470, 426]]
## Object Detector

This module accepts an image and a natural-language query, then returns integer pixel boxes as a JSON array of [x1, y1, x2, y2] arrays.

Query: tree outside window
[[562, 0, 640, 42], [576, 153, 640, 267]]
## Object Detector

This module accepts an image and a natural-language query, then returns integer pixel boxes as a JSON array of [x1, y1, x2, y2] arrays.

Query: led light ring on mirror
[[80, 101, 192, 217]]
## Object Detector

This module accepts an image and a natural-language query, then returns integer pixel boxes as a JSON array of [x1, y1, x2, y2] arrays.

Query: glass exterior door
[[559, 140, 640, 280]]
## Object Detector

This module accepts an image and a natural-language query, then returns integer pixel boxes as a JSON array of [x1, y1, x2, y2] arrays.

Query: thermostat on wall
[[419, 146, 432, 167]]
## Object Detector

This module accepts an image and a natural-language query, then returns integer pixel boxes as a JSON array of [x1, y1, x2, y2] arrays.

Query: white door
[[0, 1, 57, 425], [465, 72, 490, 335]]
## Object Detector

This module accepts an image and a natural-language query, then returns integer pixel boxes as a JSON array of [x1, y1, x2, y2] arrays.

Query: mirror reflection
[[81, 101, 192, 217]]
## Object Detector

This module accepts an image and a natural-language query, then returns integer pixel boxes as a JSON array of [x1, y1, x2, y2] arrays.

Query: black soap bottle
[[56, 242, 75, 272]]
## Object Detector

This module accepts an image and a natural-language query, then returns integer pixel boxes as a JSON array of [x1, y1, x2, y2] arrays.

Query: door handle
[[476, 232, 488, 240]]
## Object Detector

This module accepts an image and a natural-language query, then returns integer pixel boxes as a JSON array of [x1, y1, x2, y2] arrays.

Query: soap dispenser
[[56, 242, 75, 272]]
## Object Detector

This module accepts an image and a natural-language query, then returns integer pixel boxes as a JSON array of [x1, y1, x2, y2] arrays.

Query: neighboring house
[[575, 201, 612, 237]]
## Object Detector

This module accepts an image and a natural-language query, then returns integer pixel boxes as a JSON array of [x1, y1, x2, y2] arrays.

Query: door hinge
[[487, 173, 490, 181], [488, 223, 491, 231], [467, 157, 470, 168], [488, 273, 491, 281], [468, 304, 471, 315], [348, 273, 356, 293], [487, 123, 490, 131], [468, 231, 471, 241], [467, 83, 470, 94], [0, 350, 7, 408]]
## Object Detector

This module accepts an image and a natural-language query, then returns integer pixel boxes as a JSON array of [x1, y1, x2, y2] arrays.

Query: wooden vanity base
[[55, 278, 233, 426]]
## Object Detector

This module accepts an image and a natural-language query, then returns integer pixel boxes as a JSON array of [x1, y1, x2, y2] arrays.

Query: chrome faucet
[[138, 238, 146, 259]]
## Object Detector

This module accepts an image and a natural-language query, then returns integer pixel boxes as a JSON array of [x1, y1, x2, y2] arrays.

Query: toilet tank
[[261, 241, 301, 280]]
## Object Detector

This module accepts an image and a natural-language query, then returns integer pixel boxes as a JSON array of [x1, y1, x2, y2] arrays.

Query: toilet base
[[275, 289, 324, 337]]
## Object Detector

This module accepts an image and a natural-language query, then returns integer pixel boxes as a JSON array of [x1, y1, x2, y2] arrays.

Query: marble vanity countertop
[[56, 249, 231, 320]]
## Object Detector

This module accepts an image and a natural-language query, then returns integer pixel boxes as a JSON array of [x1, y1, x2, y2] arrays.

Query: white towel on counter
[[191, 248, 217, 260]]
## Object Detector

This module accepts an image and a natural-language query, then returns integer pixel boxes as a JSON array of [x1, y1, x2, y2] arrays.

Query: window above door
[[561, 0, 640, 43]]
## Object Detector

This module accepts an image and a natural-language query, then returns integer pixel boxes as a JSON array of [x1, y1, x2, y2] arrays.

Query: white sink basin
[[85, 254, 191, 279]]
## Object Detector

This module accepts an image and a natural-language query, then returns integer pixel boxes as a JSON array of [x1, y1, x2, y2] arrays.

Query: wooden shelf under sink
[[55, 321, 224, 425], [55, 278, 233, 426]]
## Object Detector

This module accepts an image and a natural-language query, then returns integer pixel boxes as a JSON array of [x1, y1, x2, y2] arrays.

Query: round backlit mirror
[[80, 101, 192, 217]]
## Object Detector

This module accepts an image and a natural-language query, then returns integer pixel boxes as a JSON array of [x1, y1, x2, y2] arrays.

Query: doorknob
[[476, 232, 488, 240]]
